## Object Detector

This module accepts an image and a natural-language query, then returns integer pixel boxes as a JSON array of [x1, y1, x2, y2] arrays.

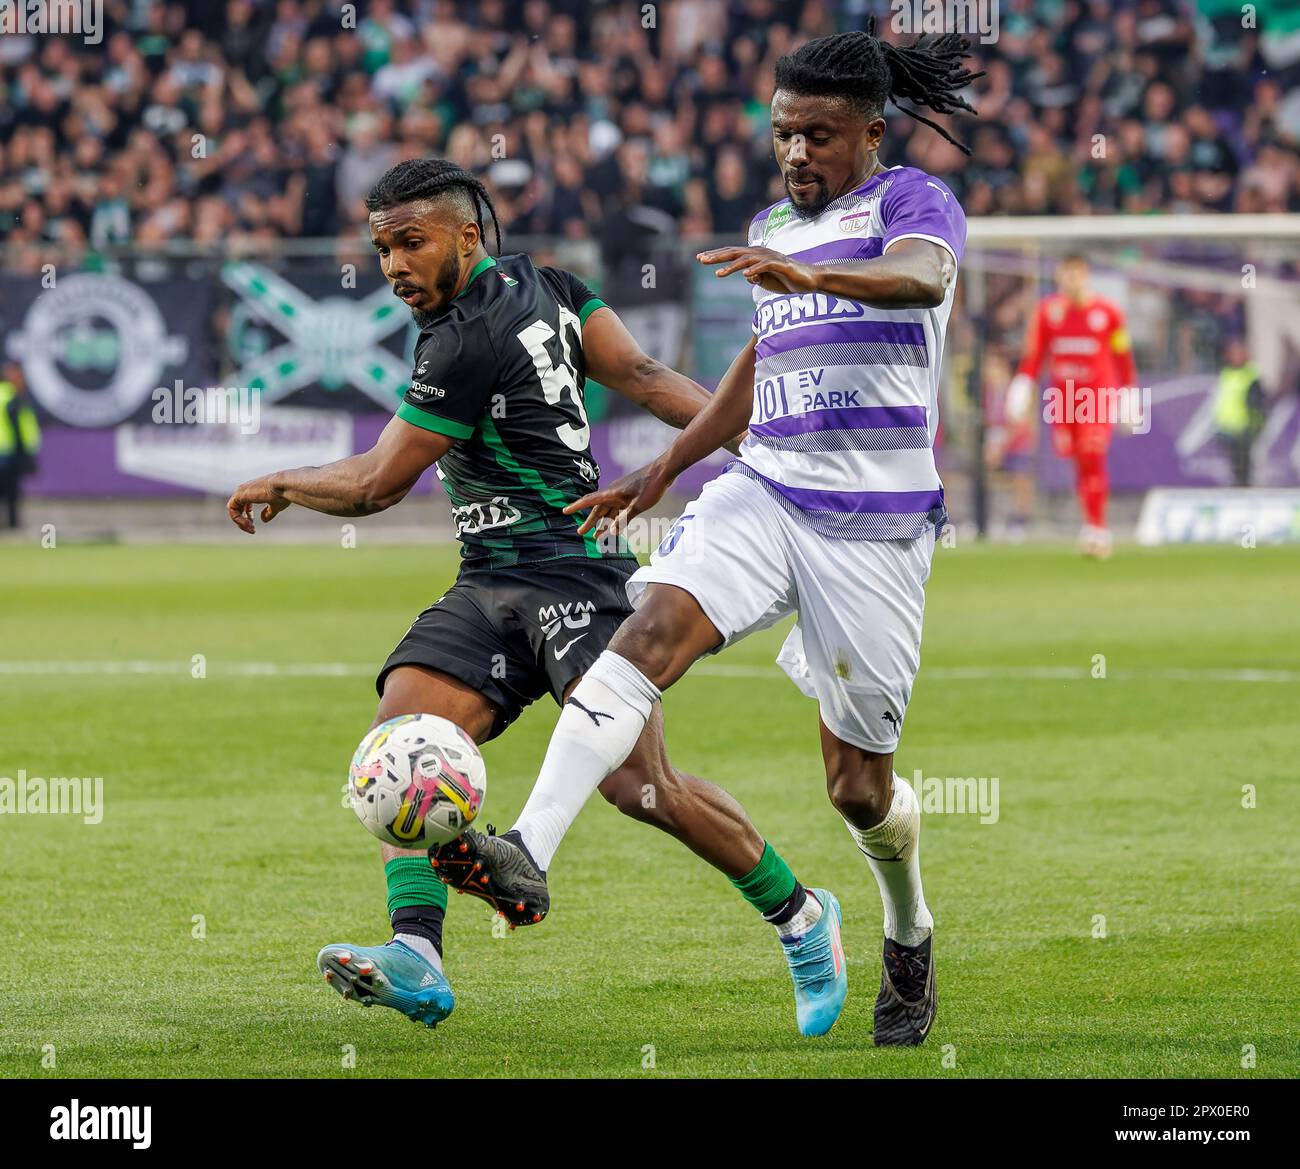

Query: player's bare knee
[[826, 758, 893, 829]]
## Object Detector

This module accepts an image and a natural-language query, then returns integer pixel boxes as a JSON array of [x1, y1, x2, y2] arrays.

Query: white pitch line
[[0, 661, 1297, 684]]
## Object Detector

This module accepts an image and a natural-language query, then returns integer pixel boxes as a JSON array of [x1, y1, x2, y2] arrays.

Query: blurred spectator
[[0, 0, 1295, 262]]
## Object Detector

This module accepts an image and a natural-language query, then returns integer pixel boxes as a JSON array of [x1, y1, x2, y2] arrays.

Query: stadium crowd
[[1, 0, 1299, 265]]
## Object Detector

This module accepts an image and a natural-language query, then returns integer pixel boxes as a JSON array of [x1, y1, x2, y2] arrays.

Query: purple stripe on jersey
[[741, 464, 944, 514], [751, 404, 928, 437], [788, 237, 883, 265], [755, 319, 926, 358]]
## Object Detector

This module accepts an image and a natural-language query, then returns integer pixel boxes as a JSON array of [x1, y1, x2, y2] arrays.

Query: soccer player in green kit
[[227, 159, 845, 1035]]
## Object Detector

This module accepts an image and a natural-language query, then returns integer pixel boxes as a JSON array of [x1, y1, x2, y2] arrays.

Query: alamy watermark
[[152, 381, 261, 435], [913, 769, 999, 824], [1043, 382, 1150, 434], [890, 0, 999, 45], [0, 0, 102, 44], [50, 1100, 150, 1149], [598, 513, 702, 559], [0, 769, 103, 824]]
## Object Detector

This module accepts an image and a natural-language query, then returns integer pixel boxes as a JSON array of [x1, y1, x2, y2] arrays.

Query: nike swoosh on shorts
[[554, 633, 587, 660]]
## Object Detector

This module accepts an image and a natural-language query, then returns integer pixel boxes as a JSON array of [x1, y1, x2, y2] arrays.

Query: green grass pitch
[[1, 539, 1296, 1078]]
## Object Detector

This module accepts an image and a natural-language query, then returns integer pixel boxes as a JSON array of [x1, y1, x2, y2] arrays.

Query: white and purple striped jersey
[[730, 165, 966, 540]]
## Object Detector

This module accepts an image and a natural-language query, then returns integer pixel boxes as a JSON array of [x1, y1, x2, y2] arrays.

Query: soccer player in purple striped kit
[[434, 26, 981, 1046]]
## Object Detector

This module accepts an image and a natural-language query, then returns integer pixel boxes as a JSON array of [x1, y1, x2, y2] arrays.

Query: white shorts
[[627, 470, 934, 752]]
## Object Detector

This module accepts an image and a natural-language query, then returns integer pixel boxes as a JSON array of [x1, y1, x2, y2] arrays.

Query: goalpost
[[953, 214, 1300, 539]]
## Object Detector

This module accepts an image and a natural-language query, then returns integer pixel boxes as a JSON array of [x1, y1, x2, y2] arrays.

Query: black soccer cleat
[[429, 825, 550, 928], [873, 932, 937, 1047]]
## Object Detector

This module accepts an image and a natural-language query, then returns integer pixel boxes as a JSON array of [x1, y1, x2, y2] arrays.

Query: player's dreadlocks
[[365, 158, 502, 253], [774, 19, 983, 155]]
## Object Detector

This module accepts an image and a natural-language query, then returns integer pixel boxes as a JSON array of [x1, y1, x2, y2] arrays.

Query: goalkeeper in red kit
[[1006, 254, 1138, 559]]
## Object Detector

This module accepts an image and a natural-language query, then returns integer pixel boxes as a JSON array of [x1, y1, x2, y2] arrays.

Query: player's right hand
[[227, 475, 291, 534], [564, 459, 674, 538]]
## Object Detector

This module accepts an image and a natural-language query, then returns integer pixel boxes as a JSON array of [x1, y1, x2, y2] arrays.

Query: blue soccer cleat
[[779, 888, 848, 1037], [316, 939, 454, 1029]]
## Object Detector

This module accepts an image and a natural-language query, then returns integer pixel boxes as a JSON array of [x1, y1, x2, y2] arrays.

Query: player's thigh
[[623, 471, 796, 686], [605, 584, 729, 690], [783, 525, 934, 755], [375, 665, 499, 744], [378, 579, 538, 743]]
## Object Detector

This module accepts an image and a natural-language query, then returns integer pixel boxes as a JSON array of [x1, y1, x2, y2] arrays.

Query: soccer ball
[[348, 714, 487, 848]]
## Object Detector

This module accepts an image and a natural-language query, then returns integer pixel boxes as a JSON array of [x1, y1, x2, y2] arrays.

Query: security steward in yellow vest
[[1213, 340, 1263, 488], [0, 365, 41, 529]]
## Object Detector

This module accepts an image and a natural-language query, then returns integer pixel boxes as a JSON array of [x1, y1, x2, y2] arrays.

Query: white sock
[[513, 651, 661, 871], [844, 773, 934, 947], [772, 889, 823, 941], [393, 932, 443, 973]]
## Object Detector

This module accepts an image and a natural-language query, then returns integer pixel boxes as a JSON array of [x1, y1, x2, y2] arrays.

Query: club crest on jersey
[[838, 208, 874, 233]]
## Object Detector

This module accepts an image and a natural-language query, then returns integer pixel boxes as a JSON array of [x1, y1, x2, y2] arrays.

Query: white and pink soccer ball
[[348, 714, 487, 848]]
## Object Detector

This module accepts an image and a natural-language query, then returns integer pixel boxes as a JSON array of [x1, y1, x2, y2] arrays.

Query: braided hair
[[365, 158, 502, 252], [773, 19, 983, 155]]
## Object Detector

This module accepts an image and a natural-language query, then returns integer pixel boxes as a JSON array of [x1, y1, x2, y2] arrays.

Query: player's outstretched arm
[[226, 415, 453, 533], [565, 336, 757, 537], [581, 304, 745, 450], [698, 237, 954, 308]]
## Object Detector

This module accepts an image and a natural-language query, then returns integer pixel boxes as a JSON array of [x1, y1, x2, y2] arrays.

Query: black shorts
[[377, 555, 638, 741]]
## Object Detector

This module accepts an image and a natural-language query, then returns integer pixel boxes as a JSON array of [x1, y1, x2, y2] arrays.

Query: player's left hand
[[696, 246, 816, 294], [227, 476, 291, 534]]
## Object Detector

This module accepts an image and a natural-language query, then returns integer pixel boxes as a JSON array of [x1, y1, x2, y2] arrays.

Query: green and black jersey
[[397, 254, 635, 569]]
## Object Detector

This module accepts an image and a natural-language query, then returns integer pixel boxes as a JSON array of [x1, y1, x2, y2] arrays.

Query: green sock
[[385, 855, 447, 917], [730, 841, 798, 917]]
